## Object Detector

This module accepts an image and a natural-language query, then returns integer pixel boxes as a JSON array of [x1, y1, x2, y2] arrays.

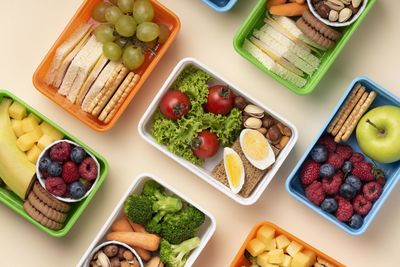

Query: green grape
[[109, 0, 118, 5], [115, 37, 129, 48], [133, 0, 154, 23], [103, 42, 122, 61], [136, 22, 159, 42], [115, 15, 137, 37], [94, 24, 116, 43], [105, 6, 123, 24], [158, 24, 170, 44], [92, 2, 111, 22], [118, 0, 134, 13], [123, 46, 145, 70]]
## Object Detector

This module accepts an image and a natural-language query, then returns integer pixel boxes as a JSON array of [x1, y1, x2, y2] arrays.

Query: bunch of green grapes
[[92, 0, 170, 70]]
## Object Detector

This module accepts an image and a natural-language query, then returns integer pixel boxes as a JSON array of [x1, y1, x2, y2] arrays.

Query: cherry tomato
[[191, 130, 219, 159], [159, 90, 191, 120], [204, 85, 235, 115]]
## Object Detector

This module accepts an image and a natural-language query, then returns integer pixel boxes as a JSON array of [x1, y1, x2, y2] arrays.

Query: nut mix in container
[[312, 0, 364, 23]]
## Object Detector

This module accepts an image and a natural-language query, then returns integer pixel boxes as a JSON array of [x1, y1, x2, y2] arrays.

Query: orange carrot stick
[[111, 217, 134, 232], [106, 232, 161, 251], [269, 3, 307, 16], [133, 246, 152, 261]]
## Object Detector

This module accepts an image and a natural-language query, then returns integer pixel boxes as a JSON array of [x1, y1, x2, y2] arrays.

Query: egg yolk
[[243, 131, 268, 160], [225, 153, 243, 188]]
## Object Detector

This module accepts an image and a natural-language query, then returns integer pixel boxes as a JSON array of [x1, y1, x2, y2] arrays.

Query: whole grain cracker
[[28, 192, 67, 223], [24, 201, 63, 230]]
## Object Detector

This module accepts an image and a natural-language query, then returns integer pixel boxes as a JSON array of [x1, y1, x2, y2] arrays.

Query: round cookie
[[23, 201, 63, 230], [296, 18, 335, 49], [302, 9, 341, 41], [28, 192, 67, 223], [32, 181, 70, 213]]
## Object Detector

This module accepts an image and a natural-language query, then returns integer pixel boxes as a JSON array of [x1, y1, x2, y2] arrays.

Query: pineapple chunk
[[257, 225, 276, 244], [9, 101, 27, 120], [286, 241, 303, 257], [265, 238, 277, 251], [276, 235, 291, 249], [40, 122, 63, 140], [302, 250, 316, 266], [27, 113, 42, 124], [11, 119, 25, 137], [26, 145, 42, 163], [281, 254, 292, 267], [37, 135, 55, 150], [246, 238, 267, 257], [22, 116, 39, 133], [29, 126, 43, 142], [257, 252, 269, 267], [267, 249, 284, 264], [16, 133, 36, 151], [291, 252, 311, 267]]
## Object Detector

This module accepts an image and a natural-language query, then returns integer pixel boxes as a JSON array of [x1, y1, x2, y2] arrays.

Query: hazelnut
[[317, 3, 330, 19], [123, 250, 134, 261], [266, 125, 281, 143], [110, 257, 121, 267], [256, 127, 267, 135], [118, 247, 127, 260], [104, 245, 119, 257], [276, 123, 292, 137], [234, 96, 247, 110], [262, 116, 276, 129]]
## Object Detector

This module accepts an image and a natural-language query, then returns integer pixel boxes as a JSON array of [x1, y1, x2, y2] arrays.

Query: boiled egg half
[[240, 129, 275, 170], [223, 147, 245, 194]]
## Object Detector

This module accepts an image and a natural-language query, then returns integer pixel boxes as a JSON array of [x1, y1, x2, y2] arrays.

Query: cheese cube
[[246, 238, 267, 257], [286, 241, 303, 257], [257, 252, 269, 267], [16, 133, 35, 151], [9, 101, 27, 120], [276, 235, 291, 249], [27, 145, 42, 163], [40, 122, 63, 140], [11, 119, 24, 137], [37, 135, 55, 150], [302, 250, 316, 266], [281, 254, 292, 267], [27, 113, 42, 124], [267, 249, 284, 264], [265, 238, 277, 251], [291, 252, 311, 267], [257, 225, 276, 244]]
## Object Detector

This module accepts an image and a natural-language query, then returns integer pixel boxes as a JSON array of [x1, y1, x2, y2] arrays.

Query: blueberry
[[310, 145, 328, 163], [345, 175, 362, 191], [349, 214, 363, 229], [69, 181, 86, 199], [39, 156, 51, 172], [70, 147, 86, 164], [342, 161, 353, 173], [320, 198, 338, 213], [320, 163, 335, 178], [340, 183, 357, 199], [47, 162, 62, 177]]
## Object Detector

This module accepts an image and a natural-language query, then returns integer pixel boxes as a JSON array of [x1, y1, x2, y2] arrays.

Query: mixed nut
[[90, 244, 140, 267], [312, 0, 364, 23]]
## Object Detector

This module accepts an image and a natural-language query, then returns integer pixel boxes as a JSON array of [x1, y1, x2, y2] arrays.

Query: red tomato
[[159, 90, 191, 120], [204, 85, 235, 115], [191, 130, 220, 159]]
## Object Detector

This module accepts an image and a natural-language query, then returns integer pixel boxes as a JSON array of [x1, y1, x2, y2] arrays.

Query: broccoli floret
[[142, 180, 165, 196], [153, 190, 183, 213], [160, 237, 200, 267], [161, 206, 205, 244], [124, 194, 154, 225], [145, 210, 166, 234]]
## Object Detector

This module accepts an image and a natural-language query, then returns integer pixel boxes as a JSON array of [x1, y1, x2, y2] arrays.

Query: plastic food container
[[138, 58, 298, 205], [0, 90, 108, 237], [233, 0, 377, 95], [230, 221, 345, 267], [201, 0, 238, 12], [32, 0, 180, 132], [77, 173, 216, 267], [286, 77, 400, 235]]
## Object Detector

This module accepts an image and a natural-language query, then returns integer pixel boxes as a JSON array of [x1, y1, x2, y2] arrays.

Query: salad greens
[[151, 67, 243, 165]]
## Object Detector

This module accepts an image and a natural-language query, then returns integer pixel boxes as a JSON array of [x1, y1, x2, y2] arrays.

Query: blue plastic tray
[[201, 0, 238, 12], [285, 77, 400, 235]]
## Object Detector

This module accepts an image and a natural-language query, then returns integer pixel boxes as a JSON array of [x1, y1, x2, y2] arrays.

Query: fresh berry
[[320, 198, 338, 213], [352, 161, 374, 181], [70, 146, 87, 164], [339, 183, 357, 200], [349, 214, 363, 229], [353, 194, 372, 215], [39, 156, 51, 172], [335, 144, 353, 160], [320, 163, 335, 178], [45, 177, 67, 196], [349, 152, 364, 164], [79, 157, 98, 181], [62, 161, 80, 184], [305, 181, 325, 205], [363, 182, 382, 202], [310, 145, 328, 163], [342, 161, 353, 173], [50, 142, 72, 162], [376, 176, 386, 186], [322, 171, 343, 195], [335, 197, 353, 222], [318, 135, 337, 152], [327, 153, 344, 170], [300, 160, 321, 185], [68, 181, 86, 199], [345, 175, 362, 191], [47, 162, 62, 177]]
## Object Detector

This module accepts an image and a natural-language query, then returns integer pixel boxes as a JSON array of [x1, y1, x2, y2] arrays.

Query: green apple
[[356, 105, 400, 163]]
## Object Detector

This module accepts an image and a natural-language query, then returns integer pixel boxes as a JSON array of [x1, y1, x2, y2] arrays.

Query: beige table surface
[[0, 0, 399, 266]]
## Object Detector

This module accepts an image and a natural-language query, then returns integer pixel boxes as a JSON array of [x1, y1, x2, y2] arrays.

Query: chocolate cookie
[[28, 192, 67, 223], [302, 9, 341, 41], [32, 181, 70, 213], [296, 18, 335, 49], [23, 201, 63, 230]]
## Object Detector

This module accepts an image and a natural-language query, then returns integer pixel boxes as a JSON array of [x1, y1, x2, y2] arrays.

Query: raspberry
[[45, 177, 67, 196], [335, 197, 353, 222], [352, 161, 374, 181], [363, 182, 382, 202], [376, 176, 386, 186], [300, 160, 321, 185], [79, 157, 98, 181], [322, 171, 343, 195], [327, 152, 344, 170], [50, 142, 72, 162], [335, 144, 353, 160], [349, 152, 364, 164], [318, 135, 337, 152], [305, 181, 325, 205], [62, 161, 80, 184], [353, 195, 372, 216]]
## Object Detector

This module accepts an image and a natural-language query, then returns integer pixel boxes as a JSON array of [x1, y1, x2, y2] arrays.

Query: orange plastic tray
[[33, 0, 180, 131], [230, 221, 345, 267]]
